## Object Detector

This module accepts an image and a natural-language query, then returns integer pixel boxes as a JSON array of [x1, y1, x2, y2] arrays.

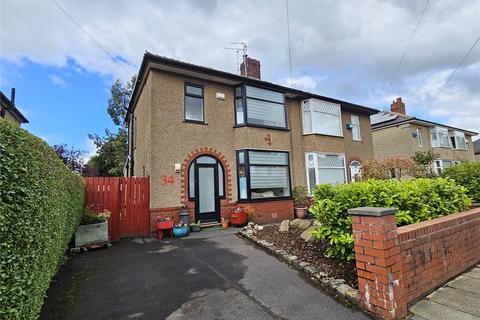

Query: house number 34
[[162, 175, 175, 185]]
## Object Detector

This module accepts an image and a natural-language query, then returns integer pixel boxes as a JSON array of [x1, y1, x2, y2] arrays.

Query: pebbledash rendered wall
[[132, 69, 375, 234], [348, 207, 480, 320]]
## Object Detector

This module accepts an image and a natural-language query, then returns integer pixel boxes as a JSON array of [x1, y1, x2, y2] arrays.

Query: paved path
[[41, 229, 369, 320], [410, 264, 480, 320]]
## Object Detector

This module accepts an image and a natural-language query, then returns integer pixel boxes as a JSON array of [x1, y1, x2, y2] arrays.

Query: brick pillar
[[348, 207, 406, 320]]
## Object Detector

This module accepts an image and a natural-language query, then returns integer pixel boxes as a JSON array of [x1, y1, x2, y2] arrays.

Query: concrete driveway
[[41, 230, 369, 320]]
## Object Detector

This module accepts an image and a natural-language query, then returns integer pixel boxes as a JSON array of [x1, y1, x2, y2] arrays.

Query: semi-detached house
[[371, 97, 478, 174], [125, 53, 378, 232]]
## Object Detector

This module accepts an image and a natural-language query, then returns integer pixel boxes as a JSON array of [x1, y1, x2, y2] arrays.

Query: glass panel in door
[[198, 167, 215, 214]]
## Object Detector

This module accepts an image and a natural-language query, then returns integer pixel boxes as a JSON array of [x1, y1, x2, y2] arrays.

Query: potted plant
[[75, 208, 111, 247], [230, 207, 248, 226], [190, 221, 201, 232], [173, 221, 189, 237], [221, 217, 229, 229], [157, 216, 174, 230], [292, 186, 309, 219]]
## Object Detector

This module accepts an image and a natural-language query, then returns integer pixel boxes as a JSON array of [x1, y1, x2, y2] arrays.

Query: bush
[[442, 162, 480, 202], [0, 120, 84, 319], [310, 178, 471, 261], [361, 157, 425, 180]]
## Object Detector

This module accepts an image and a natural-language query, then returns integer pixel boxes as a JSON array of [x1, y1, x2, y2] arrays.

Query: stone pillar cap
[[347, 207, 397, 216]]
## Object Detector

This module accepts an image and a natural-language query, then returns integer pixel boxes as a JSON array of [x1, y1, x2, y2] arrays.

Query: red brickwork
[[397, 208, 480, 304], [350, 210, 406, 320], [242, 199, 294, 225], [350, 207, 480, 319]]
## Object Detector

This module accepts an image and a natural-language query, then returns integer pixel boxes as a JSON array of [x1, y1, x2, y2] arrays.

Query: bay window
[[234, 85, 286, 129], [305, 152, 346, 193], [302, 98, 342, 136], [430, 126, 449, 148], [237, 150, 291, 200]]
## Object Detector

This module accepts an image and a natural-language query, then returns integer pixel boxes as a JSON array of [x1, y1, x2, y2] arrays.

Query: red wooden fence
[[84, 176, 150, 241]]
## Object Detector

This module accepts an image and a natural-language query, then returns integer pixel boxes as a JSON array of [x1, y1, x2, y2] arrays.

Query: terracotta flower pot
[[221, 220, 229, 228], [294, 207, 308, 219]]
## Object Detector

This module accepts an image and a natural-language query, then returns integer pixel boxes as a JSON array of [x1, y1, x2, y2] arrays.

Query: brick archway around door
[[180, 147, 236, 221]]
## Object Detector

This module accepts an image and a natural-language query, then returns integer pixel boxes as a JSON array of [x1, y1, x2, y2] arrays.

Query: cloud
[[83, 137, 97, 162], [282, 75, 318, 91], [1, 0, 479, 133], [48, 74, 66, 87]]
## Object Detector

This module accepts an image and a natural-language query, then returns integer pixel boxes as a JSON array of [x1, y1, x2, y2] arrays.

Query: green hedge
[[0, 119, 84, 319], [442, 162, 480, 203], [310, 178, 471, 261]]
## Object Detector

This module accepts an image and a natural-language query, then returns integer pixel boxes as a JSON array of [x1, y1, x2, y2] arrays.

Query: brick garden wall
[[349, 207, 480, 319], [397, 208, 480, 304], [241, 199, 294, 225]]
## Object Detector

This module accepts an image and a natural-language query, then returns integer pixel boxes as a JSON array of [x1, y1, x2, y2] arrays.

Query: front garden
[[243, 174, 476, 296]]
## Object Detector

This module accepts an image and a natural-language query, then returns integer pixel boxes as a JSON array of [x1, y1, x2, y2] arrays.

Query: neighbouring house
[[474, 139, 480, 162], [0, 89, 28, 126], [125, 53, 378, 231], [371, 97, 477, 174]]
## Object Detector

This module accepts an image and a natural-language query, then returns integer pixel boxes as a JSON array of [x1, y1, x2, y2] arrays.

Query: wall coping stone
[[348, 207, 397, 216]]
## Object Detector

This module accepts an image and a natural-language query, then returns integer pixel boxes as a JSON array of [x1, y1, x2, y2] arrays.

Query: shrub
[[442, 162, 480, 202], [310, 178, 471, 261], [361, 157, 425, 180], [292, 186, 309, 207], [0, 119, 84, 319], [80, 208, 111, 225]]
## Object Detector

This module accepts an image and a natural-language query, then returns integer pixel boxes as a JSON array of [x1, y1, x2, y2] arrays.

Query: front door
[[195, 163, 220, 222]]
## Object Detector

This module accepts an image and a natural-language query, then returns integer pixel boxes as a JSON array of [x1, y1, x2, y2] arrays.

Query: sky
[[1, 0, 479, 158]]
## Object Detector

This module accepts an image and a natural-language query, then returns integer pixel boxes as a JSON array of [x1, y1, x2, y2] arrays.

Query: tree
[[86, 76, 136, 176], [361, 157, 425, 181], [52, 144, 86, 174], [411, 150, 440, 176]]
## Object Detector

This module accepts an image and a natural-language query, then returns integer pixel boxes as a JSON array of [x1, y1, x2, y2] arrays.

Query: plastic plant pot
[[157, 221, 174, 230], [173, 226, 189, 237], [230, 212, 248, 226]]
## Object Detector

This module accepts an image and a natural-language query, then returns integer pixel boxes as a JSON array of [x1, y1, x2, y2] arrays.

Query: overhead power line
[[428, 33, 480, 107], [387, 0, 430, 92], [51, 0, 130, 72]]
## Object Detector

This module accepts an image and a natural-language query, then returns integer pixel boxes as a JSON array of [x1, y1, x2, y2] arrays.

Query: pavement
[[40, 229, 369, 320], [410, 264, 480, 320]]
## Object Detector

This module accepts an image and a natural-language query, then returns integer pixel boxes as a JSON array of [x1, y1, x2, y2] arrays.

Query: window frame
[[351, 115, 361, 141], [188, 155, 226, 200], [349, 160, 362, 182], [305, 152, 347, 194], [234, 84, 288, 130], [430, 126, 450, 148], [236, 149, 292, 202], [451, 131, 467, 150], [302, 99, 343, 137], [184, 82, 205, 124], [416, 128, 423, 147]]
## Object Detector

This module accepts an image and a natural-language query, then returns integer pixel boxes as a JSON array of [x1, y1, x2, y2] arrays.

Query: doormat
[[201, 226, 224, 232]]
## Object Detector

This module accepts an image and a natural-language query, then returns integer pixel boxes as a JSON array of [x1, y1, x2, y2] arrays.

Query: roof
[[371, 110, 478, 136], [474, 139, 480, 154], [127, 52, 379, 117], [0, 91, 29, 124]]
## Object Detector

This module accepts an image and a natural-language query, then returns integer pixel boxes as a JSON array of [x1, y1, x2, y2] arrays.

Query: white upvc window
[[450, 131, 467, 150], [416, 128, 423, 147], [302, 99, 342, 136], [305, 152, 346, 193], [430, 126, 450, 148], [433, 159, 454, 175], [351, 115, 361, 141]]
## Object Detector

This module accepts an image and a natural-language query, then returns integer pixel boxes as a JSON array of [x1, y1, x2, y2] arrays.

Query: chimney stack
[[10, 88, 16, 105], [390, 97, 406, 114], [240, 55, 261, 79]]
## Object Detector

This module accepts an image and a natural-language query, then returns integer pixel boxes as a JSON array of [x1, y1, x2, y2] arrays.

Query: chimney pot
[[10, 88, 16, 105], [391, 97, 406, 114], [240, 56, 261, 79]]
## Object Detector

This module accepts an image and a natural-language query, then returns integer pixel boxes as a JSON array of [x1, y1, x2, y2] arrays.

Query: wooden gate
[[84, 177, 150, 241]]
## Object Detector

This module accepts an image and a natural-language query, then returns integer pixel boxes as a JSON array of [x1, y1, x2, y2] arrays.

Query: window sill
[[237, 196, 293, 203], [184, 120, 208, 125], [234, 124, 289, 131], [303, 132, 344, 138]]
